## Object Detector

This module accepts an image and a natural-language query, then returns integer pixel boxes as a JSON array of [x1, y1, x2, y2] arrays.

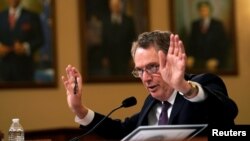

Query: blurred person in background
[[0, 0, 44, 82], [101, 0, 136, 75], [187, 1, 228, 72]]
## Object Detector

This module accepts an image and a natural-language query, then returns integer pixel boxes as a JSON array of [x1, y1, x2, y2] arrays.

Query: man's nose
[[141, 70, 152, 81]]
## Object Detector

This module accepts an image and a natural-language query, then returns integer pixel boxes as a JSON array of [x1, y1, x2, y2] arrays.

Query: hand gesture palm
[[159, 34, 187, 90], [62, 65, 84, 113]]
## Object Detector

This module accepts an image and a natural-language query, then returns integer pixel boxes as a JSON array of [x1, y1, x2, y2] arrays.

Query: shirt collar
[[161, 90, 177, 105], [9, 5, 22, 18]]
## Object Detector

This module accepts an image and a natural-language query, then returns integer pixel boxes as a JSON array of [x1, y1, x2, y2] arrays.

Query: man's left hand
[[158, 34, 187, 91]]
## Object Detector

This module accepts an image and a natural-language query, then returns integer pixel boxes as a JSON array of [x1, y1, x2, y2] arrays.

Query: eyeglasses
[[132, 63, 159, 78]]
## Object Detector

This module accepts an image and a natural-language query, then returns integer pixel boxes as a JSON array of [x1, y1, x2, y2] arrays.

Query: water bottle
[[8, 118, 25, 141]]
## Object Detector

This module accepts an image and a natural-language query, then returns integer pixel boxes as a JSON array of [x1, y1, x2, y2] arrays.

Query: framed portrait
[[0, 0, 57, 88], [79, 0, 149, 83], [169, 0, 237, 75]]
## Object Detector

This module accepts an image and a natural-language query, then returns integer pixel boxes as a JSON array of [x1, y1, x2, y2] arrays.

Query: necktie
[[158, 101, 171, 125], [201, 21, 208, 33], [9, 12, 16, 29]]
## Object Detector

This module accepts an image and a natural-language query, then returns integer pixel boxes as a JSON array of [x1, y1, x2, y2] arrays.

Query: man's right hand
[[61, 65, 88, 119]]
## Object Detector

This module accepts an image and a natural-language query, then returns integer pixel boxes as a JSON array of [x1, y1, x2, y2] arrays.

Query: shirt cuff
[[74, 109, 95, 126], [188, 81, 206, 102], [180, 81, 206, 102]]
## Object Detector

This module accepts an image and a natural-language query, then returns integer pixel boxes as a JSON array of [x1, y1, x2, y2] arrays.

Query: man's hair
[[131, 30, 171, 59], [197, 1, 213, 11]]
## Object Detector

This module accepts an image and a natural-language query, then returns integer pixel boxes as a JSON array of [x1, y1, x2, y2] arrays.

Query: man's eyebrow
[[134, 67, 142, 70], [146, 62, 159, 66], [134, 62, 159, 69]]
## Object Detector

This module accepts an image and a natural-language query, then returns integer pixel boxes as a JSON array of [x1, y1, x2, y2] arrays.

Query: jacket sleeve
[[190, 73, 238, 126]]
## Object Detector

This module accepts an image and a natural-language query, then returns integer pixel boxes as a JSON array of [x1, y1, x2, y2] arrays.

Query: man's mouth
[[148, 85, 158, 92]]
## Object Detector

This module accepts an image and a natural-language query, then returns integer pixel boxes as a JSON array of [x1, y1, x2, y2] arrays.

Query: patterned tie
[[158, 101, 171, 125]]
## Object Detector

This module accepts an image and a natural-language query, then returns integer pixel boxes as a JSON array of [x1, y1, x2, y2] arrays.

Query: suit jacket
[[0, 8, 44, 81], [80, 73, 238, 139], [101, 13, 136, 75], [188, 18, 229, 69]]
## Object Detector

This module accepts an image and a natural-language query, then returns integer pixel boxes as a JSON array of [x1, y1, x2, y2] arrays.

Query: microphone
[[122, 96, 137, 107], [69, 96, 137, 141]]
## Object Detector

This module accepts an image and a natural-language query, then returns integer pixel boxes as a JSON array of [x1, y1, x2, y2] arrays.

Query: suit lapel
[[2, 11, 11, 29], [137, 97, 158, 126], [168, 93, 185, 124]]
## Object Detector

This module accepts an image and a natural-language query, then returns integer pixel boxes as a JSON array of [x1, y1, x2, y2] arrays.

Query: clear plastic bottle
[[8, 118, 24, 141]]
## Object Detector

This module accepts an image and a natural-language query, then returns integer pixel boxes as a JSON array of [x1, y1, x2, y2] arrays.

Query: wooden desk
[[25, 127, 103, 141]]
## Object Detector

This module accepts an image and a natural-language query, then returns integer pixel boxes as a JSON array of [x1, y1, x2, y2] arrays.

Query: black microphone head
[[122, 96, 137, 108]]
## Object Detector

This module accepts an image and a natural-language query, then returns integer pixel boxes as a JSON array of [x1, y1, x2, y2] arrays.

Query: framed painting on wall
[[79, 0, 149, 83], [169, 0, 237, 75], [0, 0, 57, 88]]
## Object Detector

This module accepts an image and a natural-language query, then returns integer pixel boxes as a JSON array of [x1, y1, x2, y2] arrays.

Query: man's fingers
[[63, 65, 81, 95], [159, 51, 166, 70], [66, 65, 77, 83], [66, 65, 71, 79], [179, 40, 185, 53], [168, 34, 174, 55], [178, 40, 185, 59], [173, 35, 181, 56]]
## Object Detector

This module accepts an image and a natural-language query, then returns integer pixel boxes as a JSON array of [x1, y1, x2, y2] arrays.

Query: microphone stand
[[69, 105, 123, 141]]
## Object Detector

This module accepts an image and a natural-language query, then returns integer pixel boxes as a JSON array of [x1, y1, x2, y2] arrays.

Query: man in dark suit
[[62, 31, 238, 140], [101, 0, 136, 75], [188, 1, 228, 72], [0, 0, 44, 82]]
